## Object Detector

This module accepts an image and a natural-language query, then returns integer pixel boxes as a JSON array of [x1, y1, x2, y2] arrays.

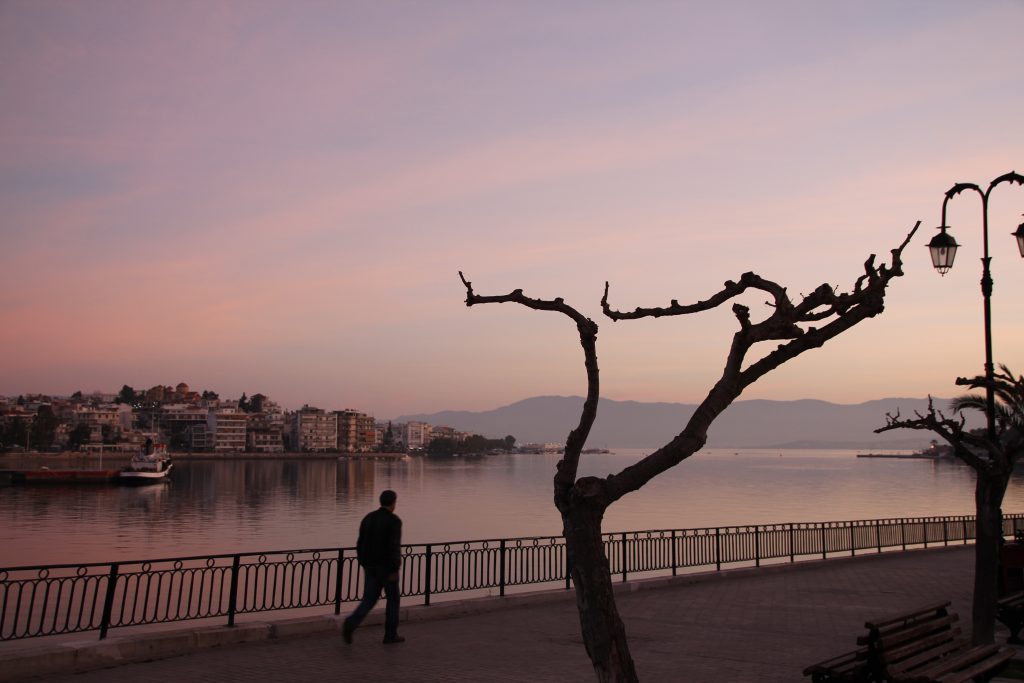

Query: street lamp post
[[926, 171, 1024, 441]]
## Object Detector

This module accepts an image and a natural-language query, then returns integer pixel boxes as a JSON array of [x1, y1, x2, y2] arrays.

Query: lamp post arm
[[941, 182, 982, 227], [987, 171, 1024, 194]]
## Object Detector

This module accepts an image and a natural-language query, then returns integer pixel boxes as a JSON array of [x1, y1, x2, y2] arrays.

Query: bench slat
[[900, 644, 1000, 681], [936, 648, 1015, 683], [874, 615, 959, 651], [997, 591, 1024, 607], [885, 635, 967, 673], [865, 602, 952, 631]]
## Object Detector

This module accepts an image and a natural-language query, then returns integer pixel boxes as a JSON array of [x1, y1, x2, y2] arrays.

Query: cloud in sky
[[1, 1, 1023, 417]]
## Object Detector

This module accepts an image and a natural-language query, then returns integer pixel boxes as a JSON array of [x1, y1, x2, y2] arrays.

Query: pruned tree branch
[[874, 397, 994, 471], [458, 271, 599, 498], [600, 222, 920, 503]]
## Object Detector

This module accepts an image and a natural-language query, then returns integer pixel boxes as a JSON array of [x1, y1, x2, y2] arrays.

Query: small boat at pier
[[117, 440, 173, 485]]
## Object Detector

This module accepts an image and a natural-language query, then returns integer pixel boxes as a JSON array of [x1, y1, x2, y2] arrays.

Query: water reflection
[[3, 449, 1024, 568]]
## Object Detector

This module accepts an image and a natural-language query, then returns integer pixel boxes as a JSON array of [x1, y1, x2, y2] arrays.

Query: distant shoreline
[[0, 451, 409, 462]]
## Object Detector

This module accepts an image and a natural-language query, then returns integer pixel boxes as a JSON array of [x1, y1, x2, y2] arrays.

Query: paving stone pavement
[[18, 546, 1019, 683]]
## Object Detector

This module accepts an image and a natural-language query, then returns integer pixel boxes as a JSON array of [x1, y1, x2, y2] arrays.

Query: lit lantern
[[927, 226, 959, 275]]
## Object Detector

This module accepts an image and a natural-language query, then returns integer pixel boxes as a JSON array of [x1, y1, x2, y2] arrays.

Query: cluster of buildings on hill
[[0, 382, 479, 455]]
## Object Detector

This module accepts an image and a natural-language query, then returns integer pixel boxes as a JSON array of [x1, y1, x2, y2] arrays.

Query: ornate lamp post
[[926, 171, 1024, 440]]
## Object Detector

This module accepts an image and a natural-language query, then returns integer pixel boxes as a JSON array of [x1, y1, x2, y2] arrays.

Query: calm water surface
[[4, 449, 1024, 567]]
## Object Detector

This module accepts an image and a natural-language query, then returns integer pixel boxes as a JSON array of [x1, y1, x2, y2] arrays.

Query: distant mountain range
[[396, 396, 980, 450]]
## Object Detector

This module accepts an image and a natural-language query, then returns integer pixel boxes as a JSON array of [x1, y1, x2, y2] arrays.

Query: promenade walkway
[[6, 545, 1019, 682]]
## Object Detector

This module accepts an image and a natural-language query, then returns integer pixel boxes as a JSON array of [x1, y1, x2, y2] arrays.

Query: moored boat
[[117, 440, 173, 485]]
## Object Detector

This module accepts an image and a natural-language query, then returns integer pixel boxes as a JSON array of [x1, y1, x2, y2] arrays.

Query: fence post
[[99, 563, 120, 640], [754, 527, 761, 568], [964, 517, 969, 545], [715, 528, 721, 571], [821, 525, 827, 560], [789, 524, 794, 563], [943, 518, 949, 547], [227, 555, 241, 627], [565, 541, 572, 591], [424, 545, 432, 607], [671, 530, 678, 577], [333, 549, 345, 615], [621, 533, 628, 583], [849, 523, 856, 557], [901, 519, 907, 551], [499, 540, 507, 597], [924, 519, 929, 548], [876, 521, 881, 553]]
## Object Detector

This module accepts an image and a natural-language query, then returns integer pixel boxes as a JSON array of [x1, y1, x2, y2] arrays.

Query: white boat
[[118, 440, 173, 485]]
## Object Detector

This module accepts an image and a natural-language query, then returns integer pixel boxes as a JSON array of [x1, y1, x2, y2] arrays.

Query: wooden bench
[[863, 602, 1013, 683], [804, 602, 1014, 683], [997, 591, 1024, 644]]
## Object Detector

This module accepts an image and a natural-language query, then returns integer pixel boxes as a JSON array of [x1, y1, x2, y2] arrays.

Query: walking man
[[343, 489, 404, 644]]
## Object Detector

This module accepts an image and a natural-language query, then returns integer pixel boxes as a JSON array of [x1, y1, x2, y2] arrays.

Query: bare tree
[[459, 222, 919, 682], [877, 366, 1024, 645]]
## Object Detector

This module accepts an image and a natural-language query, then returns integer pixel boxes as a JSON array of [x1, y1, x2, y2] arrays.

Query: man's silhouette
[[343, 489, 404, 644]]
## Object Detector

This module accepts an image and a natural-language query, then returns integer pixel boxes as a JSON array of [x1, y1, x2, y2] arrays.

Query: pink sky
[[2, 1, 1023, 418]]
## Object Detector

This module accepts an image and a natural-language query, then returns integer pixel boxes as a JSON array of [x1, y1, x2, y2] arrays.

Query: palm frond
[[951, 366, 1024, 432], [951, 393, 987, 415]]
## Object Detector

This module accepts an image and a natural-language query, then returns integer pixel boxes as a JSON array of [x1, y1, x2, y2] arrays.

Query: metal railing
[[3, 513, 1021, 642]]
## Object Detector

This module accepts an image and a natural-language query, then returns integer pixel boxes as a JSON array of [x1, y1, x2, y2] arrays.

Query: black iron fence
[[3, 513, 1022, 642]]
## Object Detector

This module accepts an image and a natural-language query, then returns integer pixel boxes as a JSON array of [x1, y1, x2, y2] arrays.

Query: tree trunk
[[562, 500, 639, 683], [972, 469, 1009, 645]]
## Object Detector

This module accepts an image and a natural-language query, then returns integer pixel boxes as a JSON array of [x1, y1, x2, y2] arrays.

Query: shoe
[[342, 622, 354, 645], [382, 635, 405, 644]]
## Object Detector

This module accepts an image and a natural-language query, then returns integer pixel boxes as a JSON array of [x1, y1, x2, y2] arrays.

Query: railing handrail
[[0, 513, 988, 573], [2, 513, 1018, 643]]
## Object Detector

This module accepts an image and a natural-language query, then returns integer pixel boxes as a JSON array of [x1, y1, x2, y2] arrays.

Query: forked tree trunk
[[972, 470, 1009, 645], [562, 500, 639, 683]]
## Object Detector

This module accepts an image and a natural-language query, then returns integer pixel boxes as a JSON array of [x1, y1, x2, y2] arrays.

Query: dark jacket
[[356, 507, 402, 574]]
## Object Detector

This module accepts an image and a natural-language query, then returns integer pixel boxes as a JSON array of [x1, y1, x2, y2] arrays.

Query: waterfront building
[[207, 409, 247, 452], [247, 411, 284, 453], [292, 406, 337, 452], [378, 420, 403, 449], [356, 412, 377, 451], [431, 425, 456, 441], [404, 421, 431, 449], [187, 423, 211, 451], [67, 404, 122, 443], [335, 409, 377, 452], [160, 403, 208, 450]]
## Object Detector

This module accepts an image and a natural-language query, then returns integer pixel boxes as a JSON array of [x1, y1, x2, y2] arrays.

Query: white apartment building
[[208, 409, 247, 452], [404, 421, 431, 449]]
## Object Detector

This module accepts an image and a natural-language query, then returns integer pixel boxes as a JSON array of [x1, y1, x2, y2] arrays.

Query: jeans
[[344, 569, 400, 639]]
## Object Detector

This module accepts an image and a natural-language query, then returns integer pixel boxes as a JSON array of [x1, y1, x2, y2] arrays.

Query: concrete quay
[[3, 545, 1020, 682]]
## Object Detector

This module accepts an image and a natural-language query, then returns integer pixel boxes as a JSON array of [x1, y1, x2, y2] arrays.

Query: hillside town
[[0, 382, 495, 455]]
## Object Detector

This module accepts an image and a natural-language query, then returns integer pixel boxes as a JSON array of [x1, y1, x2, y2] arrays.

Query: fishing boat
[[117, 440, 173, 485]]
